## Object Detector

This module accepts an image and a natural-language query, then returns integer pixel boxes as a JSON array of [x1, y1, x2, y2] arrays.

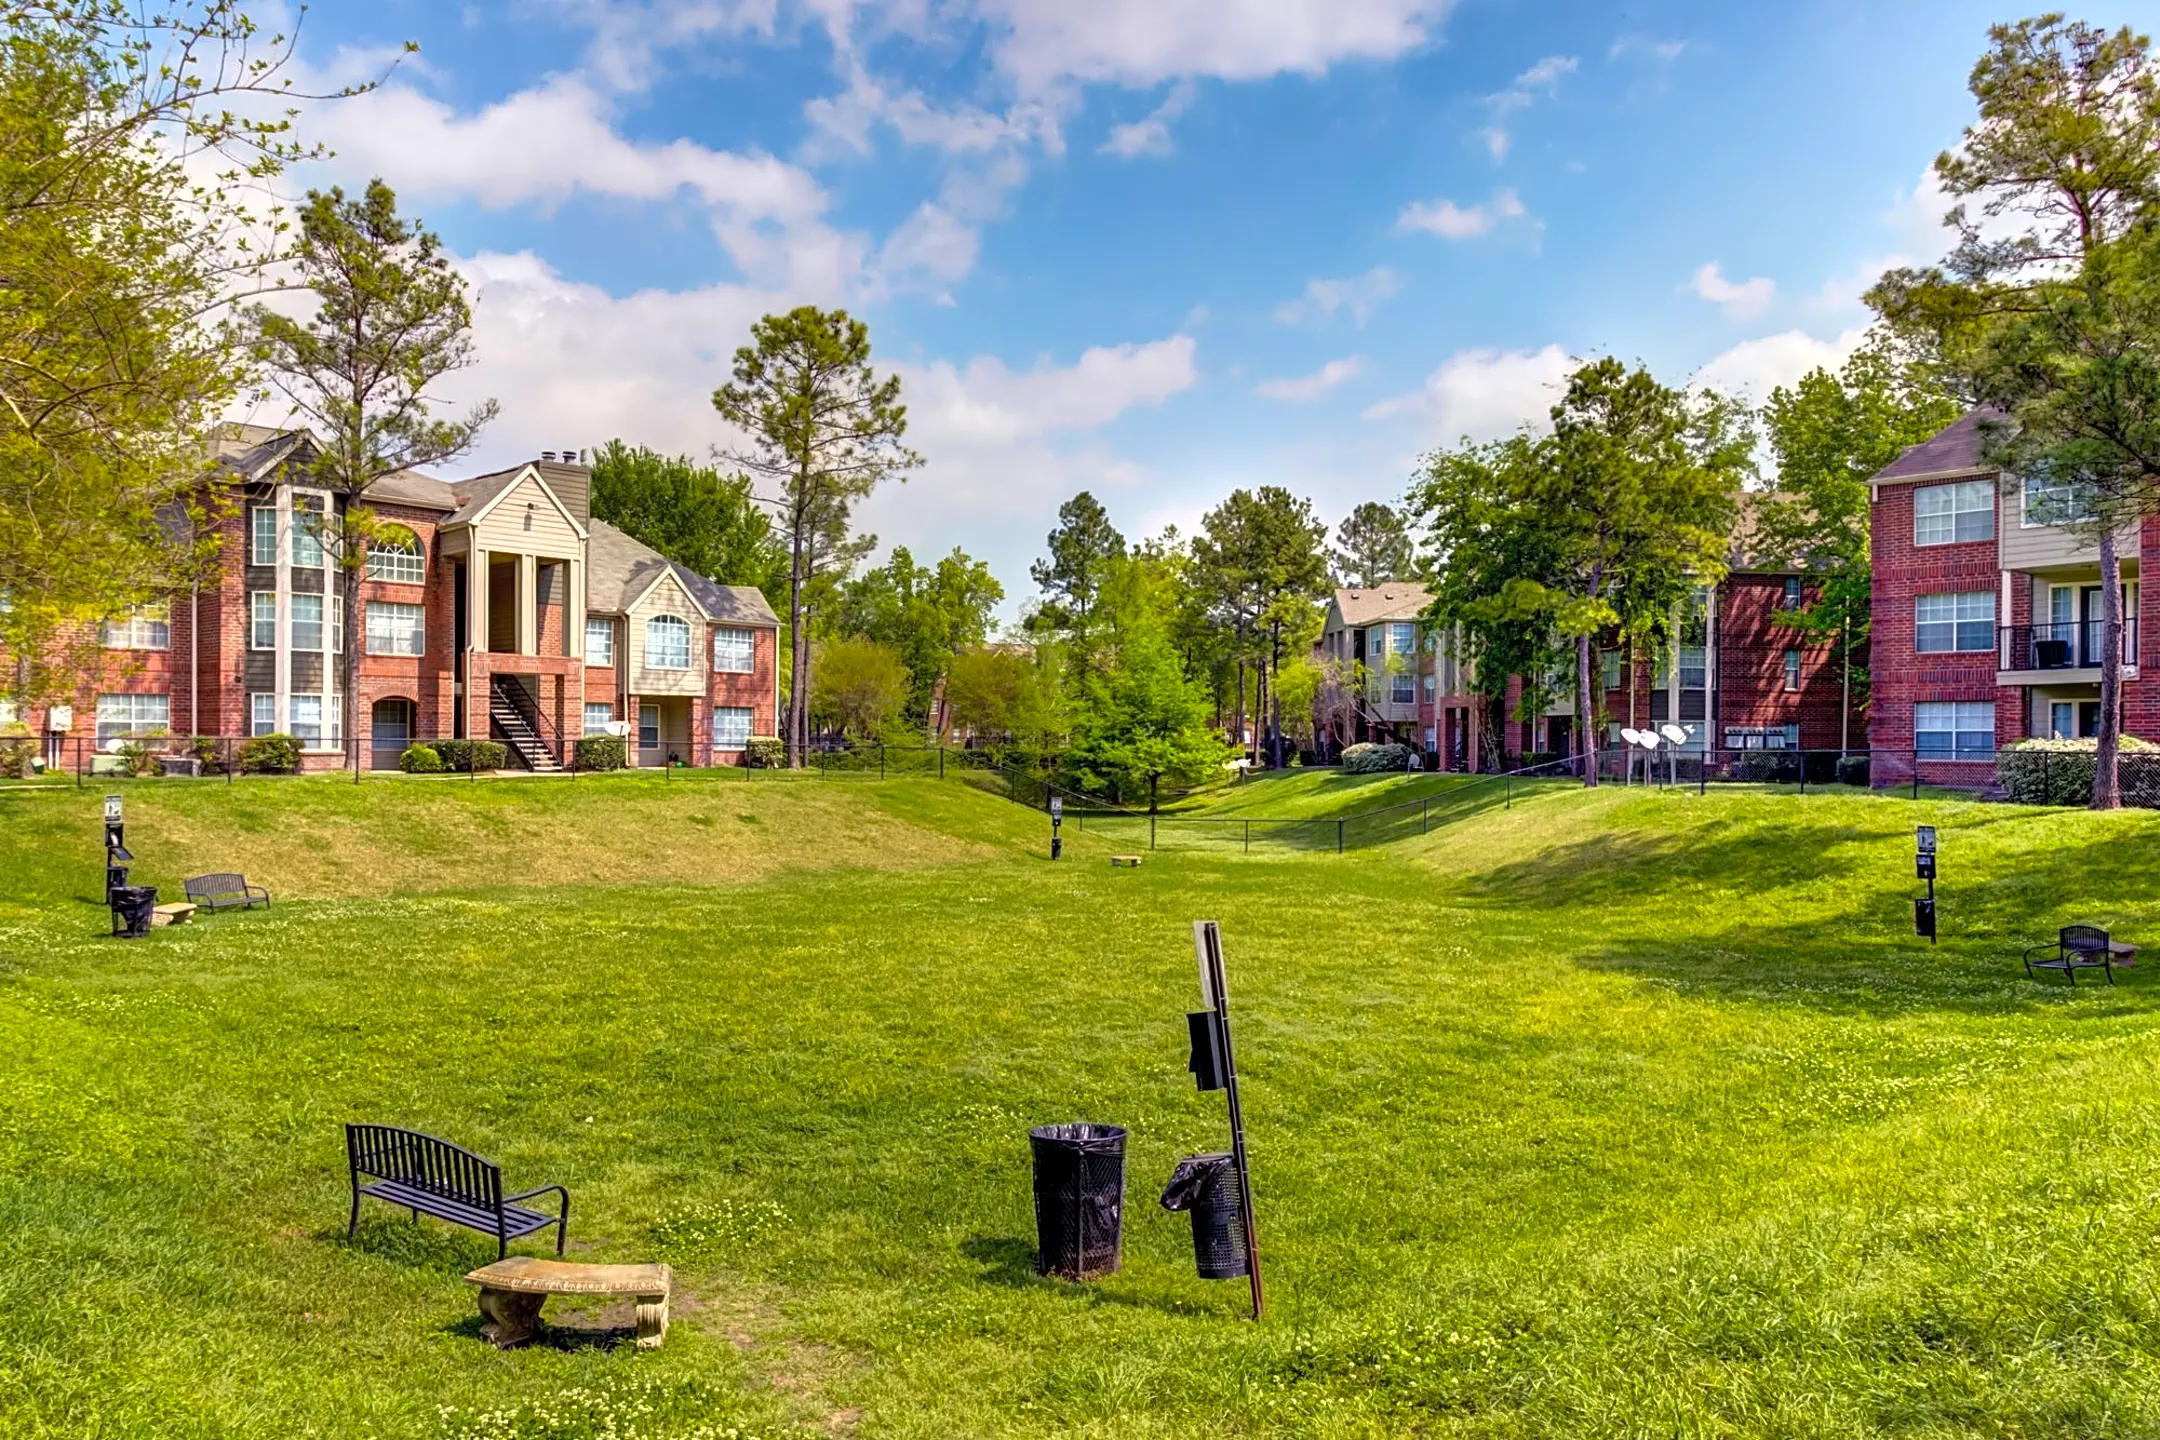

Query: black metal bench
[[2025, 924, 2120, 986], [345, 1123, 569, 1259], [184, 872, 271, 913]]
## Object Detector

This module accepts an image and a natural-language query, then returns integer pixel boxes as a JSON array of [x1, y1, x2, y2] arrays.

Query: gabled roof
[[438, 463, 587, 539], [1870, 408, 2006, 486], [584, 518, 780, 628], [1330, 584, 1433, 627]]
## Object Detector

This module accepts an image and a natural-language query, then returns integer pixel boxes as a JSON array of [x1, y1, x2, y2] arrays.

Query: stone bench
[[463, 1256, 672, 1350], [152, 902, 197, 927], [1111, 855, 1144, 868]]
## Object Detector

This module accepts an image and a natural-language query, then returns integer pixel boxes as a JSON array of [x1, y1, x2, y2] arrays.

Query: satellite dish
[[1639, 731, 1662, 749], [1659, 724, 1688, 745], [1620, 727, 1642, 747]]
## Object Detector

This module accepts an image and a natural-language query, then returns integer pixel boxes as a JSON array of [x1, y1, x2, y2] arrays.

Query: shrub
[[0, 739, 34, 779], [1730, 751, 1801, 784], [429, 738, 506, 772], [189, 736, 229, 775], [743, 736, 786, 769], [431, 738, 473, 771], [399, 743, 444, 773], [1997, 735, 2158, 806], [115, 739, 162, 777], [1836, 754, 1871, 788], [472, 740, 507, 772], [238, 733, 301, 774], [574, 735, 627, 771], [1342, 742, 1410, 774]]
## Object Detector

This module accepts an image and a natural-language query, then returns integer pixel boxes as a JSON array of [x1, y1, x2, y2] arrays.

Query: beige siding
[[628, 572, 708, 697], [470, 471, 582, 559], [1999, 476, 2139, 570]]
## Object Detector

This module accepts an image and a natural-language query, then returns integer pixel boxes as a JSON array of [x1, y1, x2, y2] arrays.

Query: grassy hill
[[6, 773, 2160, 1437]]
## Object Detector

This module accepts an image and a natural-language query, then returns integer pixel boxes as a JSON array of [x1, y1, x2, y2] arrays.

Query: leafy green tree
[[1028, 491, 1126, 637], [1755, 337, 1962, 752], [1069, 555, 1229, 804], [832, 545, 1004, 722], [1871, 14, 2160, 808], [941, 645, 1025, 740], [714, 307, 920, 766], [1331, 502, 1415, 587], [245, 179, 496, 775], [590, 441, 785, 603], [810, 635, 910, 739], [0, 2, 377, 697], [1192, 487, 1328, 766]]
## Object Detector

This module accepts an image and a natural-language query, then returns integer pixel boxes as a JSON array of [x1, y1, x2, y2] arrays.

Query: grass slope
[[5, 777, 2160, 1437]]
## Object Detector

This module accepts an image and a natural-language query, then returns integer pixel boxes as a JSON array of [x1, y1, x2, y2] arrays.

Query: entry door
[[639, 702, 660, 763], [2081, 585, 2104, 666]]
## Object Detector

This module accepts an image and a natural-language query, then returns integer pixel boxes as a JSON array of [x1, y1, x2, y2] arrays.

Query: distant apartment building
[[1868, 409, 2150, 785], [6, 426, 780, 772]]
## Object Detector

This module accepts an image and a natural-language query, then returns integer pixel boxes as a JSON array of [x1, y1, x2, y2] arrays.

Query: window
[[291, 593, 324, 652], [1389, 622, 1416, 656], [646, 614, 690, 669], [583, 702, 615, 736], [1914, 591, 1995, 653], [289, 694, 324, 746], [251, 506, 277, 565], [292, 504, 325, 567], [585, 618, 615, 666], [2024, 470, 2096, 527], [1391, 668, 1415, 705], [1422, 673, 1437, 699], [1783, 576, 1802, 611], [2050, 701, 2075, 740], [1914, 480, 1994, 546], [95, 693, 168, 743], [712, 627, 756, 674], [1724, 724, 1798, 751], [101, 607, 170, 650], [330, 594, 343, 655], [366, 528, 425, 583], [1915, 701, 1995, 759], [1784, 649, 1802, 691], [1600, 649, 1623, 692], [713, 706, 752, 750], [250, 592, 276, 650], [639, 702, 660, 748], [251, 693, 275, 736], [366, 601, 425, 656], [1678, 645, 1707, 689]]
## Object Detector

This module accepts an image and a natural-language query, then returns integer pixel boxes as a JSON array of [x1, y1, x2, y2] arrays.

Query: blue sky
[[265, 0, 2157, 614]]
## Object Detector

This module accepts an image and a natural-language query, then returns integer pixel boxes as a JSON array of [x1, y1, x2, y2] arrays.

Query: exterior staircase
[[489, 677, 562, 772]]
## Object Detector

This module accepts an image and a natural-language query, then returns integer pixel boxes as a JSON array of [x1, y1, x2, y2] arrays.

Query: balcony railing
[[1999, 620, 2140, 671]]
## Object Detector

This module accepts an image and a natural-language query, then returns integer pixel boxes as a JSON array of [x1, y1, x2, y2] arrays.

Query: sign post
[[1914, 825, 1937, 943], [1188, 920, 1263, 1319], [1049, 794, 1063, 861]]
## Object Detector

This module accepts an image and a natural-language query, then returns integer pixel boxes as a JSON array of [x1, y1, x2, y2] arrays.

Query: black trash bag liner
[[1160, 1152, 1247, 1279], [1159, 1152, 1236, 1211]]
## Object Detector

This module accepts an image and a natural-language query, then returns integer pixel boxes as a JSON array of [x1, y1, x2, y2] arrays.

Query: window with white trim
[[585, 618, 615, 666], [646, 614, 690, 670], [638, 703, 660, 747], [2023, 470, 2096, 527], [366, 528, 425, 583], [101, 607, 170, 650], [1783, 576, 1803, 611], [251, 693, 275, 736], [250, 592, 276, 650], [1599, 649, 1623, 692], [1389, 622, 1416, 656], [292, 503, 325, 567], [289, 694, 324, 746], [330, 594, 343, 655], [713, 706, 752, 749], [1783, 649, 1802, 690], [583, 702, 615, 736], [251, 506, 277, 565], [1678, 645, 1707, 689], [1390, 667, 1415, 705], [291, 593, 324, 652], [1914, 591, 1995, 653], [96, 693, 168, 743], [712, 627, 755, 673], [366, 601, 425, 656], [1915, 701, 1995, 759], [1914, 480, 1995, 546]]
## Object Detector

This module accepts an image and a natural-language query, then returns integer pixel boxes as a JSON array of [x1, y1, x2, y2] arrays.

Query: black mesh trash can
[[1029, 1123, 1126, 1280], [1160, 1152, 1248, 1280], [110, 885, 158, 940]]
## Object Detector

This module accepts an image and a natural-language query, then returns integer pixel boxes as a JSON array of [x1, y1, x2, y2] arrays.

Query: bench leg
[[477, 1287, 545, 1349], [634, 1292, 669, 1351]]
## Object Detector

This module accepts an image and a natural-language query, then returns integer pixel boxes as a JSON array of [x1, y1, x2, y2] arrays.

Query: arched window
[[366, 526, 425, 584], [646, 614, 690, 669]]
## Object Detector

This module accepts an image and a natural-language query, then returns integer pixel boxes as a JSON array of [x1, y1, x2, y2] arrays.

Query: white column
[[274, 487, 292, 731], [470, 547, 490, 653], [516, 553, 538, 656]]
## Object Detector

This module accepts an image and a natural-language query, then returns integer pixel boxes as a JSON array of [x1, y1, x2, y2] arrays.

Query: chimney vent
[[541, 451, 557, 462]]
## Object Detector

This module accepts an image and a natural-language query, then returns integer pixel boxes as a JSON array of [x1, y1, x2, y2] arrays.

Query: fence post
[[1505, 773, 1512, 810], [1700, 752, 1707, 795], [939, 746, 945, 780], [879, 742, 886, 780], [1244, 819, 1250, 854], [1800, 754, 1808, 796], [1422, 796, 1429, 834], [1150, 813, 1157, 851], [1912, 751, 1920, 801], [75, 737, 84, 788]]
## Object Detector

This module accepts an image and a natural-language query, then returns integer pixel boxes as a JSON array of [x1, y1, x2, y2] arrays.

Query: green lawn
[[7, 773, 2160, 1437]]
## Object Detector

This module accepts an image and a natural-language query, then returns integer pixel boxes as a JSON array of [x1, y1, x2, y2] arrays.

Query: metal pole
[[1422, 796, 1429, 834], [1244, 819, 1250, 854], [1197, 923, 1263, 1320], [880, 742, 885, 780], [939, 746, 945, 780], [1150, 813, 1157, 851], [1337, 818, 1344, 854], [1912, 751, 1919, 801]]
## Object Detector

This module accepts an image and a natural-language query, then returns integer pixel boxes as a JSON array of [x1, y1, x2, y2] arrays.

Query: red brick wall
[[707, 624, 779, 753], [1870, 479, 2004, 781], [1717, 576, 1846, 750]]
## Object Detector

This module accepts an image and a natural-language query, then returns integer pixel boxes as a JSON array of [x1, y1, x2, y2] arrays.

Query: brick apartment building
[[1869, 409, 2150, 786], [1316, 500, 1846, 771], [5, 425, 780, 772]]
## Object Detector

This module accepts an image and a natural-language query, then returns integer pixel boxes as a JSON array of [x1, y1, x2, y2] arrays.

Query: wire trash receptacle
[[1160, 1152, 1248, 1280], [1029, 1122, 1127, 1280]]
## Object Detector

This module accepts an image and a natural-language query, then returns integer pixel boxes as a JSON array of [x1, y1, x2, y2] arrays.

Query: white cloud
[[1609, 35, 1686, 62], [1258, 357, 1364, 402], [1688, 261, 1776, 319], [803, 60, 1052, 159], [1100, 81, 1197, 159], [1481, 53, 1576, 161], [1363, 344, 1573, 440], [1272, 267, 1401, 326], [1396, 188, 1529, 239], [1692, 326, 1869, 403]]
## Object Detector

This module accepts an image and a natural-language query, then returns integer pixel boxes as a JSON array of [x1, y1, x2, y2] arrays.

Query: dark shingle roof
[[585, 519, 778, 627], [1872, 408, 2006, 483]]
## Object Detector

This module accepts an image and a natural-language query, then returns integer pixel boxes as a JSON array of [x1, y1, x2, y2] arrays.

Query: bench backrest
[[2062, 924, 2111, 956], [346, 1123, 502, 1208], [186, 873, 249, 898]]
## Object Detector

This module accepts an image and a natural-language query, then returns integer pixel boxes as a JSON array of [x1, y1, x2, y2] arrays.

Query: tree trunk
[[2094, 526, 2123, 810], [1577, 632, 1597, 787], [1840, 615, 1851, 756], [1269, 622, 1284, 771], [1233, 646, 1247, 756], [344, 548, 362, 777], [786, 490, 808, 770]]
